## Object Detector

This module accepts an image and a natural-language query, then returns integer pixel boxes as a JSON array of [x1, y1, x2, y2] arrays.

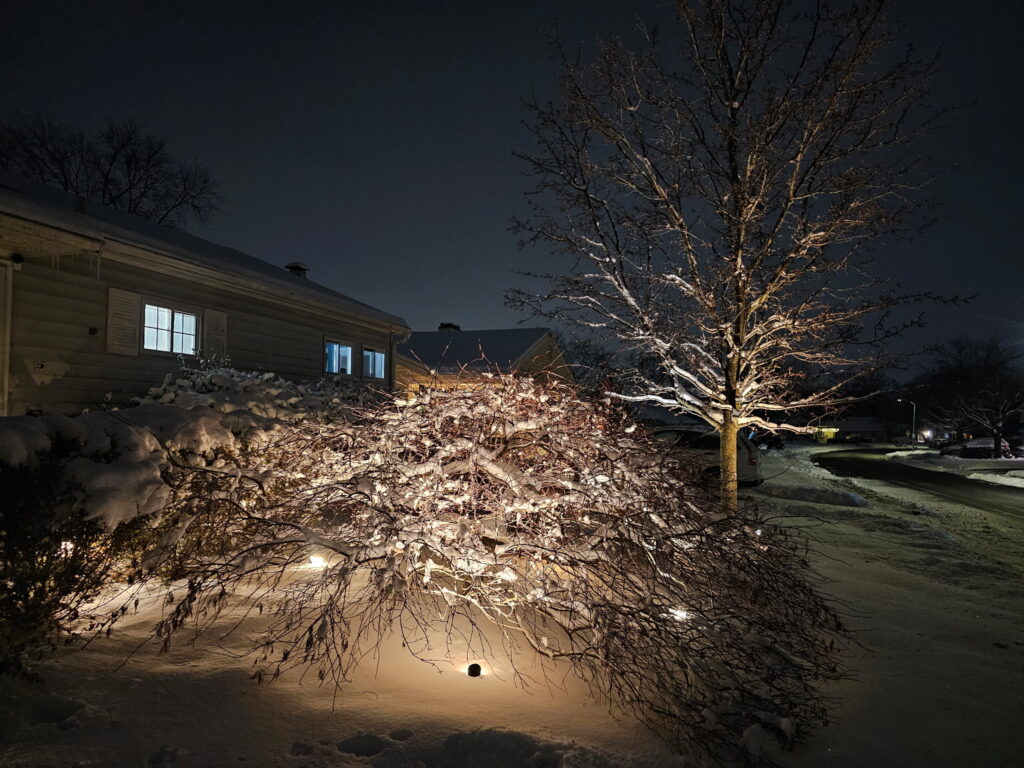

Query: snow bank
[[966, 473, 1024, 489], [757, 484, 869, 508], [0, 366, 363, 529]]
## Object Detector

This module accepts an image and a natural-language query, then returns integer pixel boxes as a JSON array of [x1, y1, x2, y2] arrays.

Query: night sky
[[3, 1, 1022, 361]]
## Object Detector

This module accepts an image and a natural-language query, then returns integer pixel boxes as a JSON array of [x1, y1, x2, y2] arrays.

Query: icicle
[[96, 239, 106, 280]]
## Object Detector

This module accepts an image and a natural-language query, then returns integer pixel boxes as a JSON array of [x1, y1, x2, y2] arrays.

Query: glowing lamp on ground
[[466, 663, 482, 677], [308, 555, 327, 569]]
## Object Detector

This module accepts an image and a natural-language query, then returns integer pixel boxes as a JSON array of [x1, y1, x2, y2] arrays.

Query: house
[[0, 172, 410, 416], [395, 324, 572, 391], [813, 416, 889, 443]]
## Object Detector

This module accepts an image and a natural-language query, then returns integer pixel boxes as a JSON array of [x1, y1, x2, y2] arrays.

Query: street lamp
[[897, 398, 917, 443]]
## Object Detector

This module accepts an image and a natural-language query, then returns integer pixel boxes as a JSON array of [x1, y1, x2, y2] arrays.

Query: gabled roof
[[0, 171, 408, 330], [397, 327, 553, 372]]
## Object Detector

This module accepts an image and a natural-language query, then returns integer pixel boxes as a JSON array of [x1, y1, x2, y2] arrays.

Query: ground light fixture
[[466, 663, 482, 677]]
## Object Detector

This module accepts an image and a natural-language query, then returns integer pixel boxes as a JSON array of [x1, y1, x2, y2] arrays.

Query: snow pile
[[757, 484, 869, 508], [966, 473, 1024, 489], [133, 363, 371, 422], [0, 366, 367, 530]]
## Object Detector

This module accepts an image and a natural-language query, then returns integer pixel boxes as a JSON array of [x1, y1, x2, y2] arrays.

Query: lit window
[[325, 341, 352, 374], [144, 304, 197, 354], [363, 348, 386, 379]]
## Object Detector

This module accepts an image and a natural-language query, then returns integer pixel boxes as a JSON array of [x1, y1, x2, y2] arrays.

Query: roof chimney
[[438, 322, 461, 331], [284, 261, 310, 278]]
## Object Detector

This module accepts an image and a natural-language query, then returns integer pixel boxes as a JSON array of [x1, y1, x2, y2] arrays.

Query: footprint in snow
[[289, 742, 315, 756], [389, 729, 413, 742], [147, 745, 178, 765], [337, 733, 388, 757]]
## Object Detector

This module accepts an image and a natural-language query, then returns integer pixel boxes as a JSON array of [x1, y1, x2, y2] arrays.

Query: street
[[811, 448, 1024, 517]]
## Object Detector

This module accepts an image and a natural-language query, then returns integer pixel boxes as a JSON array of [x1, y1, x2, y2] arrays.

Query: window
[[325, 341, 353, 375], [362, 348, 386, 379], [143, 304, 197, 355]]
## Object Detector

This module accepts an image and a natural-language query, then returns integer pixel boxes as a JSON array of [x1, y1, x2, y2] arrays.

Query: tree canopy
[[0, 114, 218, 228], [511, 0, 943, 507]]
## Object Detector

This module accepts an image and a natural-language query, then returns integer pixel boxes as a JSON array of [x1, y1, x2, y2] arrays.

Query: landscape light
[[467, 663, 482, 677], [308, 555, 326, 568]]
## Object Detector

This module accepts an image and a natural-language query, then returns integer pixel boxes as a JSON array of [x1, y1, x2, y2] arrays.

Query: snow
[[2, 417, 1021, 766], [0, 368, 367, 529], [886, 448, 1024, 488], [966, 473, 1024, 489]]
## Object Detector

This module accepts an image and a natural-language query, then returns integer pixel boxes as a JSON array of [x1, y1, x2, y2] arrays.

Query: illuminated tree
[[510, 0, 943, 510], [126, 376, 844, 765]]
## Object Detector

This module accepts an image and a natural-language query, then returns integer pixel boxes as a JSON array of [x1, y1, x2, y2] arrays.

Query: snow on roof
[[0, 172, 409, 330], [397, 327, 552, 372]]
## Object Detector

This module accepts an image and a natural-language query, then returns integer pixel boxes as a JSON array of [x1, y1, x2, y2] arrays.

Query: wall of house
[[0, 213, 399, 415]]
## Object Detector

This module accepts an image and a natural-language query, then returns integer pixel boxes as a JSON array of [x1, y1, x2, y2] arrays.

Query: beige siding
[[0, 214, 400, 415]]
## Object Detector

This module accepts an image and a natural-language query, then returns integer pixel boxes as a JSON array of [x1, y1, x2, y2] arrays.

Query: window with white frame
[[143, 303, 197, 355], [362, 347, 386, 379], [325, 340, 353, 375]]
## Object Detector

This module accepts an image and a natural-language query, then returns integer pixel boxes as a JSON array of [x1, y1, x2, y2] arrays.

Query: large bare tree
[[0, 114, 218, 228], [916, 337, 1024, 457], [510, 0, 942, 510]]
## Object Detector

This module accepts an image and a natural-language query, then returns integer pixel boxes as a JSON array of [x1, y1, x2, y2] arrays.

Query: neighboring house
[[396, 324, 572, 391], [0, 172, 409, 416], [813, 416, 889, 443]]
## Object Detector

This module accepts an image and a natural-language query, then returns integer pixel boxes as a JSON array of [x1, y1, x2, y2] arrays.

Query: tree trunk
[[720, 415, 739, 516], [992, 428, 1003, 459]]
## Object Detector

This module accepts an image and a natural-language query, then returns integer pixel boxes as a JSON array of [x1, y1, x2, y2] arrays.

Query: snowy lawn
[[2, 449, 1022, 767]]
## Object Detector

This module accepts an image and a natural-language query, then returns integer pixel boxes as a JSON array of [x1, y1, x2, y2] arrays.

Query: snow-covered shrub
[[137, 375, 845, 766], [0, 436, 147, 677], [0, 362, 343, 673], [133, 357, 375, 422]]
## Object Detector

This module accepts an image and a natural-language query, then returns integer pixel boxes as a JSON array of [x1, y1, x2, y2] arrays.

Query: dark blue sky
[[3, 1, 1022, 359]]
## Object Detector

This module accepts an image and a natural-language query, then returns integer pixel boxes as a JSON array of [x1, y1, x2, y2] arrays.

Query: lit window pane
[[182, 313, 196, 334], [144, 327, 158, 349], [326, 342, 352, 374], [156, 329, 171, 351], [157, 307, 172, 330], [145, 305, 158, 327], [363, 349, 385, 379]]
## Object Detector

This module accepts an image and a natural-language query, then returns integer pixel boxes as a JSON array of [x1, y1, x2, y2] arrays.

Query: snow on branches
[[134, 375, 844, 765]]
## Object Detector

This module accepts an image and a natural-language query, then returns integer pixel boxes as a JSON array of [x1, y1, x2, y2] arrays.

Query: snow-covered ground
[[886, 448, 1024, 489], [2, 448, 1022, 767]]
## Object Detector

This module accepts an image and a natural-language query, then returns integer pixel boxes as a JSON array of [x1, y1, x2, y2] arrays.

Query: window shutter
[[106, 287, 141, 356], [203, 309, 228, 357]]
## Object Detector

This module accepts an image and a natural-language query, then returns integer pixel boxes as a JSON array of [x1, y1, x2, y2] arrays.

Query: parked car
[[750, 430, 786, 451], [939, 442, 965, 456], [650, 426, 764, 486], [959, 438, 1012, 459]]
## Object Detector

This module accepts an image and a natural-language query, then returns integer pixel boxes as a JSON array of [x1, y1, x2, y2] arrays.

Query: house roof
[[0, 171, 409, 330], [397, 327, 553, 372]]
